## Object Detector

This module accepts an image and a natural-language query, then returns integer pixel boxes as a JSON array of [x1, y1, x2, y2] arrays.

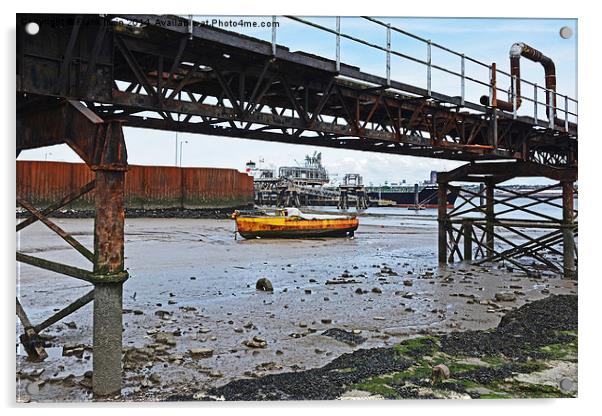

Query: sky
[[17, 15, 577, 185]]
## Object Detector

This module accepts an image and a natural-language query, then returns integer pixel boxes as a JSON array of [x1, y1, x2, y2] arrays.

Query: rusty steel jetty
[[16, 14, 577, 398]]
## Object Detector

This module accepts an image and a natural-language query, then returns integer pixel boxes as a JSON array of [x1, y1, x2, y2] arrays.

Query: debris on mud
[[170, 295, 577, 401], [321, 328, 367, 347]]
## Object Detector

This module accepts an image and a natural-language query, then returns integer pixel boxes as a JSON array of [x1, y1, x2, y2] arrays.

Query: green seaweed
[[393, 336, 440, 358], [353, 377, 399, 398]]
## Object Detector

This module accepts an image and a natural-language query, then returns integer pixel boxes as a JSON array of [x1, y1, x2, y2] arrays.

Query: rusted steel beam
[[17, 197, 94, 263], [34, 290, 94, 333], [17, 252, 96, 282], [438, 161, 577, 183], [16, 180, 96, 231], [57, 15, 82, 95], [463, 219, 473, 262], [114, 36, 161, 104], [438, 182, 448, 264], [481, 224, 563, 271], [473, 225, 567, 273]]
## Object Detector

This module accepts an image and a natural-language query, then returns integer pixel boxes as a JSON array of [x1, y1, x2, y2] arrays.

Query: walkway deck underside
[[17, 14, 576, 166]]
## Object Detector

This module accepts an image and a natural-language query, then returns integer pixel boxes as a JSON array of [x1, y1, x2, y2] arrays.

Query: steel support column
[[438, 182, 448, 264], [562, 181, 576, 278], [91, 162, 127, 397], [463, 219, 473, 262], [485, 179, 495, 258]]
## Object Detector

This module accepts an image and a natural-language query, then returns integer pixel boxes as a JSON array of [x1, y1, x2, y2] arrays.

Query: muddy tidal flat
[[16, 214, 578, 402]]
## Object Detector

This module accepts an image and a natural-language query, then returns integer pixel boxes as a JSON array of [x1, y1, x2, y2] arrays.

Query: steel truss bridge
[[16, 14, 578, 398]]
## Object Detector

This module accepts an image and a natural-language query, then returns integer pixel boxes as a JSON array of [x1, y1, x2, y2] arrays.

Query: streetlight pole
[[179, 140, 188, 167], [175, 132, 178, 166], [175, 92, 182, 166]]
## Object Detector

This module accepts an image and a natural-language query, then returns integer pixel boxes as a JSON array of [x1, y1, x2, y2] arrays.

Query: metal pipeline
[[480, 42, 557, 120]]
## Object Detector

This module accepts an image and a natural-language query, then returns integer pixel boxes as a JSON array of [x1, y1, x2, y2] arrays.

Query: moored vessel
[[232, 208, 358, 239]]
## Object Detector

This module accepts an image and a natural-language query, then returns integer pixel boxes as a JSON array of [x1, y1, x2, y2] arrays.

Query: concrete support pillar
[[438, 182, 448, 264], [463, 219, 473, 262], [485, 180, 495, 258], [562, 181, 576, 278], [92, 169, 126, 397]]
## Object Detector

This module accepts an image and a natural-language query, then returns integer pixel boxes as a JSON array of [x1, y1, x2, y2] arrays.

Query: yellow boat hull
[[235, 216, 358, 239]]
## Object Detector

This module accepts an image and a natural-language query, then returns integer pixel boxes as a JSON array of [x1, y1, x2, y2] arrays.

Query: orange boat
[[232, 208, 358, 239]]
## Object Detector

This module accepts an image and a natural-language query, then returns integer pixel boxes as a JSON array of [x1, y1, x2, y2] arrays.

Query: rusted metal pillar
[[562, 182, 576, 278], [463, 219, 473, 262], [485, 180, 495, 258], [90, 121, 128, 397], [438, 182, 448, 264], [92, 169, 126, 397]]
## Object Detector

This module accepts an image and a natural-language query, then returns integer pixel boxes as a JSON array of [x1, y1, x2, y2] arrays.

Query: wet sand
[[15, 216, 577, 402]]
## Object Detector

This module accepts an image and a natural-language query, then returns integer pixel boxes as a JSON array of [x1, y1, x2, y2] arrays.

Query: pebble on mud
[[256, 278, 274, 292], [244, 336, 267, 349], [189, 348, 214, 359], [495, 292, 517, 302]]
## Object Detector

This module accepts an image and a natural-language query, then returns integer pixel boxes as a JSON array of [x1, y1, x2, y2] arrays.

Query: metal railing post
[[460, 54, 465, 106], [335, 17, 341, 73], [547, 88, 554, 129], [386, 23, 391, 86], [271, 16, 277, 56], [565, 95, 569, 131], [534, 83, 538, 121], [488, 65, 494, 106], [427, 40, 432, 96], [512, 75, 517, 119], [188, 15, 193, 40]]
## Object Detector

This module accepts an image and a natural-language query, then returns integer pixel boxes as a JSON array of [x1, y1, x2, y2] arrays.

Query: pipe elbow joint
[[509, 42, 525, 58]]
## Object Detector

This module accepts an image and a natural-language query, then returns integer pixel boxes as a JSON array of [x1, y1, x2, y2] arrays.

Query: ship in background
[[246, 156, 455, 209], [365, 171, 457, 208]]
